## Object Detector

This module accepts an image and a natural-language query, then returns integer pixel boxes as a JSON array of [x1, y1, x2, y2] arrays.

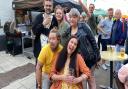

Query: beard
[[50, 43, 59, 52], [45, 9, 52, 14]]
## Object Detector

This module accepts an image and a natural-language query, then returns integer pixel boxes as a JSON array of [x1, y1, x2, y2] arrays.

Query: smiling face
[[108, 8, 114, 19], [67, 38, 78, 55], [44, 0, 53, 14], [55, 8, 63, 22], [69, 8, 80, 27], [114, 9, 122, 20], [89, 4, 95, 14], [69, 15, 79, 27]]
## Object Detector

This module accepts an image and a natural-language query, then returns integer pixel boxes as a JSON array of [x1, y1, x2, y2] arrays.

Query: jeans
[[101, 39, 110, 51], [98, 35, 101, 49], [42, 73, 51, 89], [114, 45, 123, 73], [125, 39, 128, 54]]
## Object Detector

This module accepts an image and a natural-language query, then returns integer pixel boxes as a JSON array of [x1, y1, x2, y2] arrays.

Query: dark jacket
[[32, 13, 58, 59], [63, 22, 101, 68], [110, 19, 127, 46]]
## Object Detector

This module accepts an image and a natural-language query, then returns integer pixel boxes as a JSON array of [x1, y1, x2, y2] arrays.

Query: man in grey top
[[97, 8, 113, 51], [97, 8, 114, 70]]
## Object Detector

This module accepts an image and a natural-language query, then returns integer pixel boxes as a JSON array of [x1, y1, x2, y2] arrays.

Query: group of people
[[97, 8, 128, 89], [32, 0, 128, 89]]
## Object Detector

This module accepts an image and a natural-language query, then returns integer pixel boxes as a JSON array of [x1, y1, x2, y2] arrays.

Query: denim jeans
[[42, 73, 50, 89], [114, 45, 123, 73], [101, 39, 110, 51], [125, 39, 128, 54]]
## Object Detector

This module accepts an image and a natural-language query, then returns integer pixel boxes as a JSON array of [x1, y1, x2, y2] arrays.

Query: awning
[[12, 0, 43, 11], [12, 0, 82, 12]]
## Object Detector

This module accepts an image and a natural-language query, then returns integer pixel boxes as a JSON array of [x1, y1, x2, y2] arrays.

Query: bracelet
[[38, 84, 41, 89]]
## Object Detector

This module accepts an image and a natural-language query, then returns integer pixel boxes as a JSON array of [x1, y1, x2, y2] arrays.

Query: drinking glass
[[120, 47, 125, 57]]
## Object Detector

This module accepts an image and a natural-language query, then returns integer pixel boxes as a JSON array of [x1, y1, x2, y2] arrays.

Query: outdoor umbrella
[[54, 0, 83, 12]]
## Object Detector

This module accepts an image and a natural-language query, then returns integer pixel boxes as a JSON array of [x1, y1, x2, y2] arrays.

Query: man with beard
[[79, 0, 97, 37], [32, 0, 58, 64], [36, 28, 62, 89]]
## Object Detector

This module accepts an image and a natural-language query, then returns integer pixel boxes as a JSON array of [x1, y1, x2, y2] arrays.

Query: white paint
[[0, 0, 14, 35], [75, 0, 128, 15], [0, 0, 14, 26], [94, 0, 128, 14]]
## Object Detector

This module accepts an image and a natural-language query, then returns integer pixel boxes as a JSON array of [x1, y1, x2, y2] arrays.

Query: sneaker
[[101, 64, 108, 70], [99, 85, 113, 89]]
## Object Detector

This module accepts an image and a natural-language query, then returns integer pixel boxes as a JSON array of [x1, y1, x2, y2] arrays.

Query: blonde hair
[[50, 27, 61, 40], [54, 5, 64, 13]]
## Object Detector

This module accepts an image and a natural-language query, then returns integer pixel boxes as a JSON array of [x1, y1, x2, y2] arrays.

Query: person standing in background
[[123, 18, 128, 65], [54, 5, 70, 46], [97, 15, 104, 49], [79, 0, 97, 37], [80, 12, 88, 23], [125, 18, 128, 54], [32, 0, 58, 64], [97, 8, 114, 70], [110, 9, 127, 89]]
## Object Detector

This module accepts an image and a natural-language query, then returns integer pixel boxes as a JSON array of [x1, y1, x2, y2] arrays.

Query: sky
[[75, 0, 128, 15], [95, 0, 128, 14]]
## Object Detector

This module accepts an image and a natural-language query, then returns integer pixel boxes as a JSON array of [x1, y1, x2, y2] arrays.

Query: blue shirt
[[99, 18, 113, 39]]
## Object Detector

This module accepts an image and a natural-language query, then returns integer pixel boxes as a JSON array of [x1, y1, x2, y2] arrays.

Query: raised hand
[[42, 16, 52, 27]]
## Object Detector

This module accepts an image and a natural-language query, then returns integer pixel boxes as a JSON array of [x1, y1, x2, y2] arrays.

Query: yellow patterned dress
[[61, 59, 79, 89]]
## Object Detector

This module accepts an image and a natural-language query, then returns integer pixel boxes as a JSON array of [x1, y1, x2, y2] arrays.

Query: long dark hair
[[55, 36, 78, 77]]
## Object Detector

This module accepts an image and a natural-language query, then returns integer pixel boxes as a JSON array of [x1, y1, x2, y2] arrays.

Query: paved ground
[[0, 51, 36, 89], [0, 51, 116, 89]]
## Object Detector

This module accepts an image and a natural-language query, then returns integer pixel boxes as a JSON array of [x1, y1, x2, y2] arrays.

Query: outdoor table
[[101, 51, 128, 88]]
